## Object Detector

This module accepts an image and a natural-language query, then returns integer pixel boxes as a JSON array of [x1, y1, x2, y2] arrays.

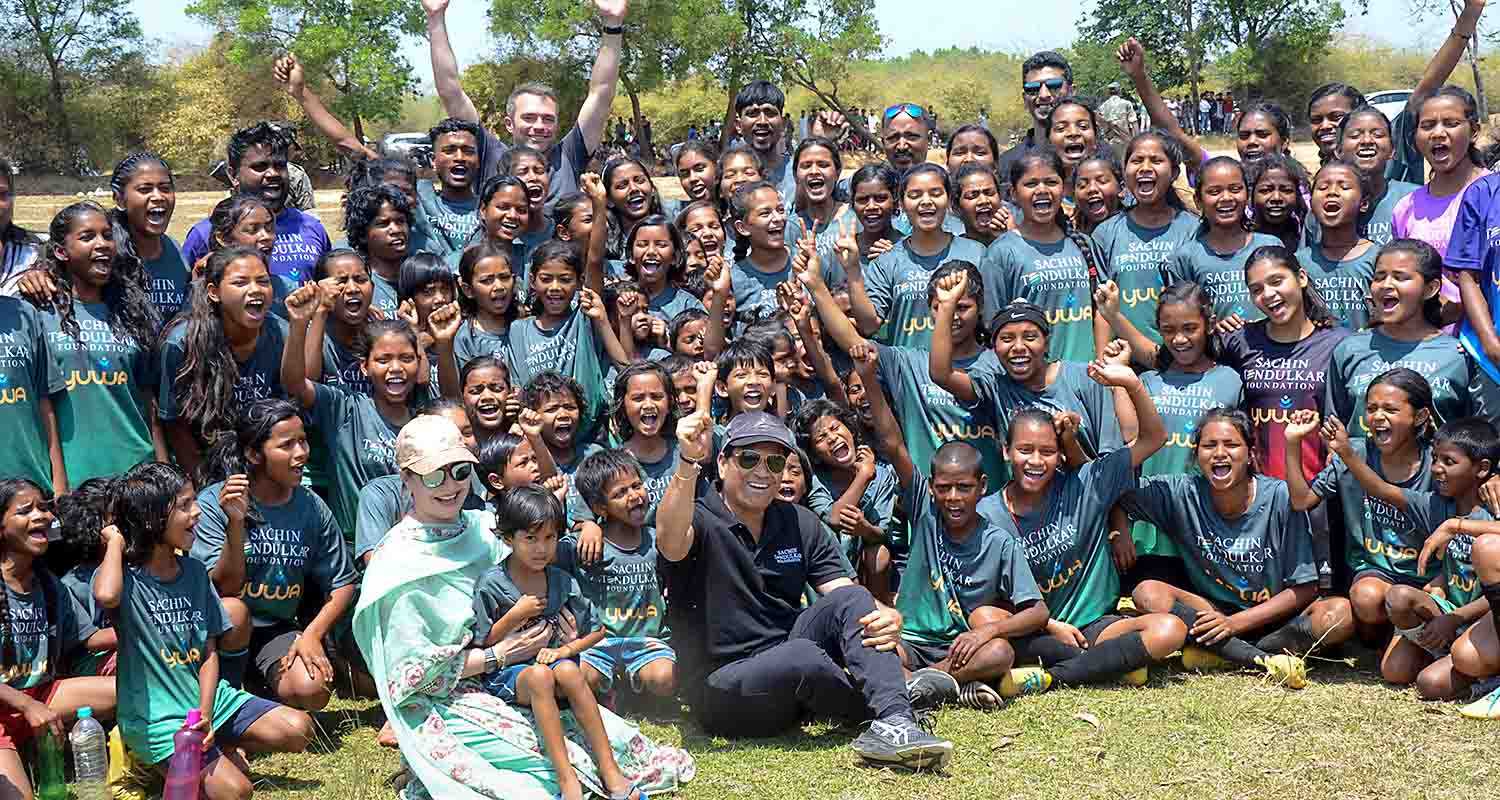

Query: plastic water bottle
[[34, 727, 66, 800], [162, 709, 206, 800], [70, 705, 109, 800]]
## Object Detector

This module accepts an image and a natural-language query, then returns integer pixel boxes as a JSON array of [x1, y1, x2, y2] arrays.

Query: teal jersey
[[984, 231, 1101, 363], [114, 558, 251, 763], [875, 344, 1006, 493], [978, 448, 1139, 627], [557, 528, 668, 639], [157, 316, 289, 421], [507, 309, 611, 441], [318, 333, 371, 395], [142, 235, 191, 322], [788, 204, 858, 287], [59, 563, 111, 676], [645, 286, 705, 323], [806, 461, 902, 560], [730, 254, 795, 324], [1326, 330, 1472, 438], [0, 570, 95, 689], [470, 559, 595, 652], [42, 301, 156, 482], [0, 297, 62, 490], [897, 469, 1042, 646], [1304, 180, 1420, 247], [370, 271, 400, 318], [415, 179, 478, 257], [633, 439, 680, 527], [1294, 244, 1380, 330], [1167, 231, 1283, 322], [311, 382, 417, 537], [1311, 440, 1437, 583], [1125, 474, 1318, 611], [864, 236, 987, 349], [452, 318, 512, 374], [1091, 210, 1201, 345], [967, 360, 1125, 462], [1401, 489, 1489, 606], [1134, 366, 1243, 555], [191, 481, 356, 627]]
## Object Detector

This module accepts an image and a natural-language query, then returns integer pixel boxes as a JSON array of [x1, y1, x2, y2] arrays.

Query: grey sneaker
[[850, 714, 955, 770], [905, 667, 959, 710]]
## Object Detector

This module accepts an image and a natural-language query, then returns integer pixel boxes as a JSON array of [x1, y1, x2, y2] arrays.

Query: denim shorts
[[579, 636, 676, 692]]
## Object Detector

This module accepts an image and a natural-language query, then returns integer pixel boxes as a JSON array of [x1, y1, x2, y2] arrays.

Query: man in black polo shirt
[[657, 410, 954, 769]]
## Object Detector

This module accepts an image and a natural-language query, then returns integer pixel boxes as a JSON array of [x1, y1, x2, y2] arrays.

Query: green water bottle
[[35, 726, 67, 800]]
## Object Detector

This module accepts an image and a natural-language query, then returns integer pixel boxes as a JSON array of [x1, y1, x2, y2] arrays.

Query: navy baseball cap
[[724, 412, 796, 451]]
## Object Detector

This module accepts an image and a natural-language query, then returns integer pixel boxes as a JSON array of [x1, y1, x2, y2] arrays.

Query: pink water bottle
[[162, 709, 207, 800]]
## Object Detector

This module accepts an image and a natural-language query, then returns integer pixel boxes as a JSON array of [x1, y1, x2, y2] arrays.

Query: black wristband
[[601, 23, 624, 35]]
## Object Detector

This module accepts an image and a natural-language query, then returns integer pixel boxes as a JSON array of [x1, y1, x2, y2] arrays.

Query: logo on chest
[[773, 546, 801, 565]]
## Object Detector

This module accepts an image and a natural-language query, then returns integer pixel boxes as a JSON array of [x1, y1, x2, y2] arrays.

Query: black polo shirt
[[662, 489, 850, 670]]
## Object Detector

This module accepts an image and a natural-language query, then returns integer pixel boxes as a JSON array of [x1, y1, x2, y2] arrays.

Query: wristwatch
[[601, 23, 625, 35], [483, 646, 498, 673]]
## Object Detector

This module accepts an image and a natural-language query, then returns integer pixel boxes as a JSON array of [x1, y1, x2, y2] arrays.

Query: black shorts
[[1351, 569, 1429, 590], [900, 638, 950, 669], [248, 623, 342, 690], [1080, 615, 1129, 645]]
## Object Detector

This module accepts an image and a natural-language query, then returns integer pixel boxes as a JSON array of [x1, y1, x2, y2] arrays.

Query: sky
[[132, 0, 1466, 89]]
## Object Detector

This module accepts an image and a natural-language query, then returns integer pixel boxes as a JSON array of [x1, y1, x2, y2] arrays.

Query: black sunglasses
[[733, 450, 788, 474], [1023, 78, 1067, 95]]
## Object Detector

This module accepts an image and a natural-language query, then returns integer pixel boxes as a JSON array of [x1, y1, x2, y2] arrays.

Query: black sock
[[1170, 601, 1268, 666], [1254, 612, 1317, 655], [1047, 632, 1151, 687], [220, 647, 249, 689], [1485, 581, 1500, 633]]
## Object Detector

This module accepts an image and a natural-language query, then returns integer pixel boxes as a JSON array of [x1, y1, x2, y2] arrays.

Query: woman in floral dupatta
[[353, 415, 694, 800]]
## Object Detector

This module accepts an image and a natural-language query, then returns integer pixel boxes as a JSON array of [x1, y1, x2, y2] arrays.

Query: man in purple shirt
[[181, 122, 331, 295]]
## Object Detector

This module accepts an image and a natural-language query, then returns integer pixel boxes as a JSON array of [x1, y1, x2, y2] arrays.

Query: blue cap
[[77, 706, 93, 719]]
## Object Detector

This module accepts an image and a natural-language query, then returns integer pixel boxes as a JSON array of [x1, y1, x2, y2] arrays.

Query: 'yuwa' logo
[[1363, 537, 1418, 563], [1251, 407, 1299, 425], [0, 387, 29, 405], [901, 315, 936, 336], [1121, 287, 1159, 308], [242, 583, 303, 602], [65, 369, 128, 392], [160, 647, 203, 667], [1165, 432, 1196, 448], [603, 605, 660, 623], [1039, 559, 1085, 594], [933, 422, 998, 441], [1046, 306, 1093, 325]]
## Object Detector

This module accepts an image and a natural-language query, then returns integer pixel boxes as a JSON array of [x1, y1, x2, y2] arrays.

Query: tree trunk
[[720, 88, 738, 151], [1451, 0, 1490, 119], [43, 55, 79, 175], [352, 113, 366, 146], [1187, 0, 1202, 136], [621, 74, 654, 172], [789, 75, 870, 144]]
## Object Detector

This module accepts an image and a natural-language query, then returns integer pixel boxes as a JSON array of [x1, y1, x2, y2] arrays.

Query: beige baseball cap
[[395, 415, 477, 474]]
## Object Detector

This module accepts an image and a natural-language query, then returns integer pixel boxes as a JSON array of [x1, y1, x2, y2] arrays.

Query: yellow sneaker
[[1459, 685, 1500, 720], [107, 727, 159, 800], [998, 667, 1052, 698], [1180, 646, 1232, 672], [1120, 666, 1149, 687], [1257, 653, 1309, 689]]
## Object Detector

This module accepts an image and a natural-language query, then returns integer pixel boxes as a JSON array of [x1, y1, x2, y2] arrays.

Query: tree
[[186, 0, 427, 142], [1, 0, 144, 173], [778, 0, 885, 143], [1409, 0, 1490, 117], [488, 0, 733, 167]]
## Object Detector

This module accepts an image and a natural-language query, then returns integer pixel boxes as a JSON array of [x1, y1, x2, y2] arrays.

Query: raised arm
[[581, 288, 632, 366], [1283, 410, 1325, 511], [428, 301, 464, 398], [703, 253, 731, 358], [1117, 37, 1207, 174], [798, 238, 865, 355], [1323, 416, 1408, 510], [577, 0, 628, 152], [928, 271, 979, 404], [1087, 355, 1165, 468], [834, 218, 883, 336], [275, 54, 377, 161], [280, 283, 322, 408], [851, 341, 917, 488], [424, 0, 480, 123], [93, 525, 125, 610], [657, 409, 711, 562], [1411, 0, 1487, 104], [580, 173, 609, 299]]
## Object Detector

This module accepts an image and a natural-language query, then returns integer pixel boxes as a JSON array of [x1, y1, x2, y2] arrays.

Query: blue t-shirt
[[1167, 231, 1284, 322], [1447, 172, 1500, 382], [865, 236, 988, 349], [181, 206, 330, 290], [1091, 210, 1201, 345]]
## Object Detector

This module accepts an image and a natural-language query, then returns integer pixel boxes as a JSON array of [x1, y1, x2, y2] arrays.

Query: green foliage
[[185, 0, 427, 134], [0, 0, 146, 171], [1078, 0, 1203, 90], [458, 57, 589, 135]]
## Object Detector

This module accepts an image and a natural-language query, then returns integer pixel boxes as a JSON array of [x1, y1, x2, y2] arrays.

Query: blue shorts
[[151, 696, 280, 768], [579, 636, 676, 692], [481, 658, 581, 702]]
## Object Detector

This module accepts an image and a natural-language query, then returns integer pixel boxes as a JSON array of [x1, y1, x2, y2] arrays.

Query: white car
[[1367, 89, 1412, 122]]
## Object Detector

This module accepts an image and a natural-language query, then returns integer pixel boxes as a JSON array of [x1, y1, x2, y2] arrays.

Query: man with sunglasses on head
[[881, 103, 968, 235], [656, 410, 954, 768]]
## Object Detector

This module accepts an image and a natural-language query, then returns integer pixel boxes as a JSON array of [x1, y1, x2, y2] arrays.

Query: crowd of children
[[3, 0, 1500, 797]]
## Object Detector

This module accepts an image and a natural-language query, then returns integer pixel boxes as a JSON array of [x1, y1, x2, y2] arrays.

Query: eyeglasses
[[733, 449, 788, 474], [416, 462, 473, 489], [1022, 78, 1067, 96], [883, 103, 925, 122]]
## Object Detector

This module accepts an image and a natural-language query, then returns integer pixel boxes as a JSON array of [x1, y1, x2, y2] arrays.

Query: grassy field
[[233, 649, 1495, 800]]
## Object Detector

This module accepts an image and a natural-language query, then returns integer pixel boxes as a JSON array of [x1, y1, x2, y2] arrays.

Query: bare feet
[[377, 720, 398, 748]]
